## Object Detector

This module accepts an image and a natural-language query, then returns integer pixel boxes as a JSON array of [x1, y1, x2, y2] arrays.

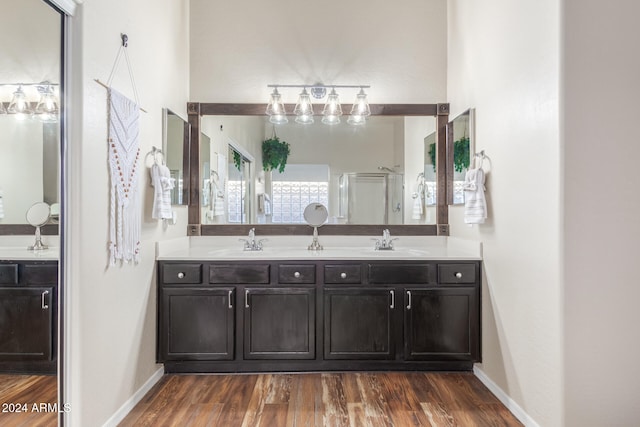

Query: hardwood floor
[[120, 372, 522, 427], [0, 374, 57, 427]]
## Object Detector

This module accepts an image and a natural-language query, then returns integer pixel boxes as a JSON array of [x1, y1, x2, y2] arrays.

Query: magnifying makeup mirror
[[26, 201, 51, 250], [303, 202, 328, 251]]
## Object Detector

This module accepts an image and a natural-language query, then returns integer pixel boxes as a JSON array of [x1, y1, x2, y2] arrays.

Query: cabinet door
[[160, 287, 235, 361], [244, 288, 315, 359], [0, 287, 53, 361], [404, 287, 479, 361], [324, 288, 395, 360]]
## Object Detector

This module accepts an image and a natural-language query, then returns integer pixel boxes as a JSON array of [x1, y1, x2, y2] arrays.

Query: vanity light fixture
[[266, 84, 371, 126], [0, 82, 59, 121]]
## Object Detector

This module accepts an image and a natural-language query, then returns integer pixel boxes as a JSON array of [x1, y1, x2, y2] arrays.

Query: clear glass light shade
[[322, 88, 342, 125], [7, 86, 33, 115], [350, 89, 371, 117], [0, 100, 6, 115], [294, 88, 314, 124], [266, 88, 287, 122], [35, 87, 59, 122]]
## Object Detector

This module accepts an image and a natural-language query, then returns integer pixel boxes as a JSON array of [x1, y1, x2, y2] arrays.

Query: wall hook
[[121, 33, 128, 48]]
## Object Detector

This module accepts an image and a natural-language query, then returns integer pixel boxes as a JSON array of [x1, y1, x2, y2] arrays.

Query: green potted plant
[[428, 137, 470, 172], [262, 136, 290, 173]]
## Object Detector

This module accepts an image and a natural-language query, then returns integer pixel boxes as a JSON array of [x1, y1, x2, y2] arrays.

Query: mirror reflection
[[162, 109, 190, 205], [449, 109, 474, 204], [0, 0, 61, 227], [199, 115, 435, 225]]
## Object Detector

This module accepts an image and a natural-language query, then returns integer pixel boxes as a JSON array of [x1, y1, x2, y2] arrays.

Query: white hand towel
[[463, 167, 487, 224], [150, 162, 175, 220], [411, 194, 423, 220]]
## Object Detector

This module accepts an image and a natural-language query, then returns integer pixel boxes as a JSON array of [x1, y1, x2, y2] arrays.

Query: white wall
[[66, 0, 190, 425], [563, 1, 640, 425], [447, 0, 562, 426], [190, 0, 447, 104]]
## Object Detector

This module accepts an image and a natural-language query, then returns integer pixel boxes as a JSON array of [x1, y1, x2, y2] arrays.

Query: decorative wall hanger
[[94, 33, 147, 113]]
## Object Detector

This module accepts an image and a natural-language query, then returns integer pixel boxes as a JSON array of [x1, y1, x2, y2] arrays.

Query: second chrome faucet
[[240, 228, 267, 251]]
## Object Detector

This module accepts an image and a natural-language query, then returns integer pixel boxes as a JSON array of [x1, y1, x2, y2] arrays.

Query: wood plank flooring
[[0, 374, 57, 427], [120, 372, 522, 427]]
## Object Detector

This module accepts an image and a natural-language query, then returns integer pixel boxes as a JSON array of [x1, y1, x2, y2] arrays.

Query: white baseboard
[[473, 365, 540, 427], [102, 366, 164, 427]]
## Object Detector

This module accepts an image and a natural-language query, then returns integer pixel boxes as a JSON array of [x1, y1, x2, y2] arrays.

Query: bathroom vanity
[[0, 256, 58, 374], [156, 236, 481, 373]]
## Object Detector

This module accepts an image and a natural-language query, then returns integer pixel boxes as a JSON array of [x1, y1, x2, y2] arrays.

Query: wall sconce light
[[0, 82, 59, 122], [266, 84, 371, 126]]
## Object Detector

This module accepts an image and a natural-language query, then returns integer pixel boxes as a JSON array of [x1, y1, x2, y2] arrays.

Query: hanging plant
[[262, 136, 290, 173], [428, 137, 470, 172], [233, 150, 242, 171], [453, 136, 470, 172]]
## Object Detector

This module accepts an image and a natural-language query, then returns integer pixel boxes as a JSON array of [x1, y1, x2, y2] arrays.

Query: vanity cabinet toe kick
[[157, 259, 481, 373]]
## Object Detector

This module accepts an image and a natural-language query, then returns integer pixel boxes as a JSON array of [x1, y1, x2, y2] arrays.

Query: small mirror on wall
[[162, 108, 190, 205], [447, 108, 475, 205]]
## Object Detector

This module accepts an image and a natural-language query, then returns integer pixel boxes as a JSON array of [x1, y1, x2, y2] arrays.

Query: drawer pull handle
[[390, 290, 395, 309], [294, 271, 301, 278], [41, 290, 49, 310], [455, 272, 463, 279], [340, 272, 347, 279], [245, 289, 250, 308], [228, 290, 233, 309], [177, 272, 185, 279], [407, 290, 412, 309]]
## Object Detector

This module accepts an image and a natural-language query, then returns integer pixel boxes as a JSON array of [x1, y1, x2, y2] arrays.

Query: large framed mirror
[[0, 0, 64, 425], [187, 103, 451, 235]]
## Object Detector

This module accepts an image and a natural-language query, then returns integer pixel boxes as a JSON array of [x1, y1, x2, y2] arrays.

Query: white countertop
[[0, 247, 59, 261], [156, 235, 482, 261]]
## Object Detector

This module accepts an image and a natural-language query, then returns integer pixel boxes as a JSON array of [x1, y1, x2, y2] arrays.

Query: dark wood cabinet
[[0, 287, 54, 361], [0, 260, 58, 373], [244, 287, 315, 359], [159, 287, 234, 361], [157, 259, 480, 373], [324, 288, 395, 360], [404, 287, 479, 361]]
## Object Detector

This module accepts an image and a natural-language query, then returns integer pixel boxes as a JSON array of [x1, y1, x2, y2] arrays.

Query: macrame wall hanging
[[96, 34, 146, 265]]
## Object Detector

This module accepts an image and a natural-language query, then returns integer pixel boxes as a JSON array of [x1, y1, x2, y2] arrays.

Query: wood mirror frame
[[186, 102, 450, 236]]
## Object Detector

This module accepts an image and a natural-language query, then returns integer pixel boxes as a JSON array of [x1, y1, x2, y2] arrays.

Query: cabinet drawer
[[368, 264, 434, 284], [0, 264, 18, 285], [210, 264, 270, 284], [163, 263, 203, 284], [438, 263, 477, 284], [22, 264, 58, 285], [278, 264, 316, 284], [324, 265, 362, 284]]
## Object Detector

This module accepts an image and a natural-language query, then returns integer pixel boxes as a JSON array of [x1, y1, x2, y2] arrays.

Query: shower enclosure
[[338, 172, 404, 224]]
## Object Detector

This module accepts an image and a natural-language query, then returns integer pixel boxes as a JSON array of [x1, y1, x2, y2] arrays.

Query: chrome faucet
[[373, 228, 398, 250], [239, 228, 266, 251]]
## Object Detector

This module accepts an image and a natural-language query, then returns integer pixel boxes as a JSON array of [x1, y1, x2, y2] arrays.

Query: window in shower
[[270, 164, 329, 223]]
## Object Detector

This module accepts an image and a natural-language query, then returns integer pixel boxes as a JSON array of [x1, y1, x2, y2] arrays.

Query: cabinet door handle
[[41, 290, 49, 310], [390, 290, 395, 309], [455, 272, 463, 279], [294, 271, 301, 278], [177, 272, 185, 279], [407, 290, 412, 310], [245, 289, 250, 308], [340, 272, 347, 279], [228, 290, 233, 309]]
